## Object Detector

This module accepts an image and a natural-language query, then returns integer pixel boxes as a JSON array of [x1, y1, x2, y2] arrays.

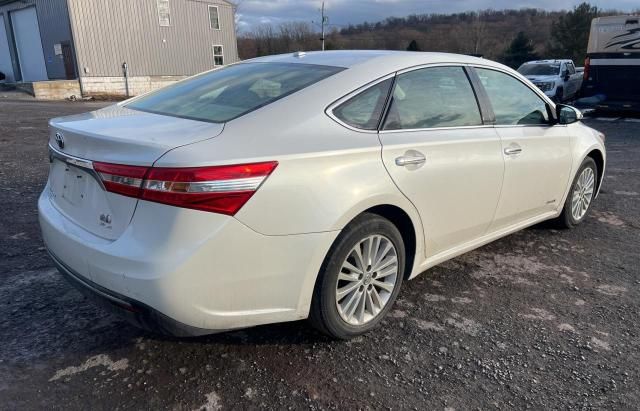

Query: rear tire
[[555, 157, 598, 229], [309, 213, 405, 339]]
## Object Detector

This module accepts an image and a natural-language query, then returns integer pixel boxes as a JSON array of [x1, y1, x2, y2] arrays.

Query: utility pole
[[320, 1, 326, 51]]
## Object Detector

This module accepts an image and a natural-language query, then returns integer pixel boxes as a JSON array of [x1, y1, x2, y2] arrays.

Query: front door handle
[[395, 152, 426, 167], [504, 147, 523, 156]]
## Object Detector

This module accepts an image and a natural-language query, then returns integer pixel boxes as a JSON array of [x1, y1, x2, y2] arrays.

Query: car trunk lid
[[47, 104, 224, 240]]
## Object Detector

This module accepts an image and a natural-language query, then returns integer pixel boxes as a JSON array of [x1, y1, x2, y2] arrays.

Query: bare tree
[[236, 5, 626, 62], [470, 11, 487, 55]]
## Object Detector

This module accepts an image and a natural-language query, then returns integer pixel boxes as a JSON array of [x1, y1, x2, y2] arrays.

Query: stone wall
[[79, 75, 188, 97], [31, 80, 82, 100], [18, 76, 186, 100]]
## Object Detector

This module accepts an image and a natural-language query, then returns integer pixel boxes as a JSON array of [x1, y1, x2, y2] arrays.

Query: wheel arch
[[330, 194, 425, 279], [586, 149, 605, 195], [364, 204, 417, 280], [555, 86, 564, 102]]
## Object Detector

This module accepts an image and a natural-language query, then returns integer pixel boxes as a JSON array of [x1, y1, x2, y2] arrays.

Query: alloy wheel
[[335, 235, 398, 326], [571, 167, 595, 221]]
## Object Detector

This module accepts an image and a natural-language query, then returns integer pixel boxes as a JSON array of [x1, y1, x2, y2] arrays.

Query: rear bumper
[[582, 59, 640, 111], [595, 100, 640, 112], [49, 249, 212, 336], [39, 184, 339, 335]]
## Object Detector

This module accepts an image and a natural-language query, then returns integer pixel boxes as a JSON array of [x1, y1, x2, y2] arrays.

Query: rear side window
[[475, 68, 549, 126], [382, 67, 483, 130], [127, 63, 344, 123], [333, 78, 392, 130]]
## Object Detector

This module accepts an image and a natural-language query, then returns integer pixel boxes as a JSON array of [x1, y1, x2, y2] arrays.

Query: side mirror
[[556, 104, 583, 125]]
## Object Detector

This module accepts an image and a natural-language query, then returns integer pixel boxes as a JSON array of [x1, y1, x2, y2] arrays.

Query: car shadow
[[166, 321, 332, 346], [0, 267, 331, 368]]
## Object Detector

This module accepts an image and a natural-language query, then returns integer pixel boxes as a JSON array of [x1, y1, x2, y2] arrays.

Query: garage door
[[0, 17, 14, 82], [11, 7, 47, 81]]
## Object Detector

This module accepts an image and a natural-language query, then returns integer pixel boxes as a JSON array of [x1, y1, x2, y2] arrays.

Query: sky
[[234, 0, 639, 32]]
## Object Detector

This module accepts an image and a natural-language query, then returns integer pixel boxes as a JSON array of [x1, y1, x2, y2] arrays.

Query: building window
[[213, 45, 224, 66], [208, 5, 220, 29], [157, 0, 171, 26]]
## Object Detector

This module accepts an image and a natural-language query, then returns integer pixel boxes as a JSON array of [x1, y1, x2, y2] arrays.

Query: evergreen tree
[[548, 2, 599, 63], [502, 31, 539, 68], [407, 39, 421, 51]]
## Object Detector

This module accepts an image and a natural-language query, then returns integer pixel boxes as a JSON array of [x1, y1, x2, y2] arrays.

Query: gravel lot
[[0, 99, 639, 410]]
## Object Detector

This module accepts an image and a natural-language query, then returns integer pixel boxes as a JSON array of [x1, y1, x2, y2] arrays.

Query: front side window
[[127, 63, 344, 123], [475, 68, 549, 126], [333, 78, 392, 130], [157, 0, 171, 26], [382, 66, 483, 130], [213, 45, 224, 66], [208, 5, 220, 29], [566, 62, 576, 74]]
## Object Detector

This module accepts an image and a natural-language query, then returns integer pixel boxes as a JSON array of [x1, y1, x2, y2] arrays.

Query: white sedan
[[39, 51, 606, 339]]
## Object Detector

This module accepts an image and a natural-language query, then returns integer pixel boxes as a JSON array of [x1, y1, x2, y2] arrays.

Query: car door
[[561, 62, 577, 99], [379, 66, 504, 258], [473, 67, 573, 232], [567, 62, 582, 99]]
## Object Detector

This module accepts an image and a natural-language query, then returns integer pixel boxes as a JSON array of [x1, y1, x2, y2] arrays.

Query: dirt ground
[[0, 99, 639, 410]]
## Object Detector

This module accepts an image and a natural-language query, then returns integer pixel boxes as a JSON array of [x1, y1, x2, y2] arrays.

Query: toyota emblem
[[55, 132, 64, 149]]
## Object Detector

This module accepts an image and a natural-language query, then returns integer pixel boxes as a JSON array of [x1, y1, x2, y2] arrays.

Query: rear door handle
[[504, 147, 522, 156], [395, 152, 426, 167]]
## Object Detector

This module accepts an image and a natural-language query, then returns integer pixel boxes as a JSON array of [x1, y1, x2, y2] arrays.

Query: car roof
[[592, 15, 640, 24], [522, 59, 570, 65], [245, 50, 493, 70]]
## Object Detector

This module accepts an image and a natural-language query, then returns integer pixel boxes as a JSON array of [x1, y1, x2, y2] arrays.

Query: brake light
[[94, 162, 148, 197], [583, 57, 590, 81], [94, 161, 278, 215], [142, 162, 278, 215]]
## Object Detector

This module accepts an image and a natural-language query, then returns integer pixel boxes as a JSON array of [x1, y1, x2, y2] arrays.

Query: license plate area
[[61, 163, 89, 206], [47, 158, 138, 240], [49, 159, 90, 205], [49, 158, 96, 217]]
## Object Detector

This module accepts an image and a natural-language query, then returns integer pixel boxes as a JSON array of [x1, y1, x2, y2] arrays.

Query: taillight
[[583, 57, 590, 81], [94, 162, 148, 197], [142, 162, 278, 215], [94, 161, 278, 215]]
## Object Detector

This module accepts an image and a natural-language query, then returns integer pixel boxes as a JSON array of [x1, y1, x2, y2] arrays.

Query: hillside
[[238, 5, 631, 64], [333, 10, 562, 60]]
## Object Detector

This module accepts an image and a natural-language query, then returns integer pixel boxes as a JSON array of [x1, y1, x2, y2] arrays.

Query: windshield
[[127, 63, 344, 123], [517, 64, 561, 76]]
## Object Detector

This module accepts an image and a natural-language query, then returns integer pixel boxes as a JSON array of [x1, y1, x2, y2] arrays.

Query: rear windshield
[[127, 62, 344, 123], [517, 64, 561, 76]]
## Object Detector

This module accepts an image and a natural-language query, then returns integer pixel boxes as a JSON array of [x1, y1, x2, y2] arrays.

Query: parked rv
[[582, 15, 640, 112]]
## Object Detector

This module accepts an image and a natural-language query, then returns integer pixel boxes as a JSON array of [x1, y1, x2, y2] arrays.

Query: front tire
[[309, 213, 405, 339], [556, 157, 598, 228]]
